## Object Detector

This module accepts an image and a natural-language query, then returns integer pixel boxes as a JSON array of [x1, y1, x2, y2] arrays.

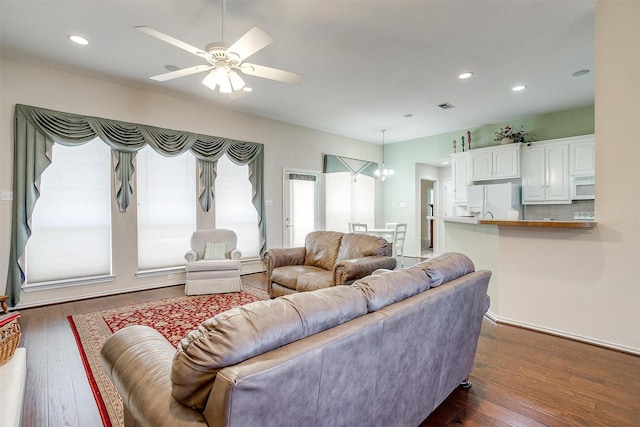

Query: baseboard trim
[[487, 310, 640, 356]]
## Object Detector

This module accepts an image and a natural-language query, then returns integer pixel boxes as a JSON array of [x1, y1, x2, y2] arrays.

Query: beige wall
[[0, 58, 380, 307]]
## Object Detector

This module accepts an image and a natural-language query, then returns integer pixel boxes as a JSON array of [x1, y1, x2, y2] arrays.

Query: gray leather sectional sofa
[[100, 252, 491, 427]]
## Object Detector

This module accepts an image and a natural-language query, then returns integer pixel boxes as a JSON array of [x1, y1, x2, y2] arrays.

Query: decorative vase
[[500, 137, 514, 145]]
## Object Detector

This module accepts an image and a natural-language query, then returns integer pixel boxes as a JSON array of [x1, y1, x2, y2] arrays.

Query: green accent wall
[[387, 104, 594, 162]]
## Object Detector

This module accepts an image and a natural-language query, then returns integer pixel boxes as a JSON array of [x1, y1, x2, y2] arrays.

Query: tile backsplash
[[523, 200, 595, 221]]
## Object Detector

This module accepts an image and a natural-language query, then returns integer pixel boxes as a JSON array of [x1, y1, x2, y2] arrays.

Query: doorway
[[420, 179, 436, 256], [283, 169, 320, 248]]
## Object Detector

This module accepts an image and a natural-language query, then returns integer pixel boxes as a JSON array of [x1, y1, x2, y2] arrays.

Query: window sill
[[22, 274, 115, 292]]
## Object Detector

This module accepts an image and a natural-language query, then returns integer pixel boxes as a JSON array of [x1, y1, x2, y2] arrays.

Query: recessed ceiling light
[[571, 69, 590, 77], [442, 161, 450, 165], [243, 87, 253, 92], [512, 85, 527, 92], [458, 72, 474, 79], [403, 113, 413, 118], [68, 34, 90, 45]]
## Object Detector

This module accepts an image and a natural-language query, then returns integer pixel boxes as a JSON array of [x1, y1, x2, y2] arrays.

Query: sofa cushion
[[171, 286, 367, 409], [296, 270, 335, 292], [414, 252, 475, 287], [272, 265, 327, 290], [304, 231, 344, 270], [337, 233, 390, 262], [352, 267, 430, 312]]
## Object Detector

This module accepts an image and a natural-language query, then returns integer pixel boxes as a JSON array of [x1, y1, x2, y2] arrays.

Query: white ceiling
[[0, 0, 595, 144]]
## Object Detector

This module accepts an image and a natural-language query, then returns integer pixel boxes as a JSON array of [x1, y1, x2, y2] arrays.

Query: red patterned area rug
[[68, 284, 269, 427]]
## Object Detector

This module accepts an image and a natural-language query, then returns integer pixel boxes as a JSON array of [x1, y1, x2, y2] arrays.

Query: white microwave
[[571, 175, 595, 200]]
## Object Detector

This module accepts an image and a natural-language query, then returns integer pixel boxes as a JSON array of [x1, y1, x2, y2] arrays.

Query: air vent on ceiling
[[437, 102, 455, 109]]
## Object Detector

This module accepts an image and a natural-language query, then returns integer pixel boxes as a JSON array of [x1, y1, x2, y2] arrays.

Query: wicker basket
[[0, 320, 21, 366]]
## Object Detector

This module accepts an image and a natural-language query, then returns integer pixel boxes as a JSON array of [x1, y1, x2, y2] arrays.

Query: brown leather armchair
[[264, 231, 396, 298]]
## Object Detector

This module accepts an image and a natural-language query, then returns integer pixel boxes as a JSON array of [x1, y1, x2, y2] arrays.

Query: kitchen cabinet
[[569, 135, 595, 176], [451, 152, 470, 204], [469, 144, 520, 181], [522, 140, 570, 204]]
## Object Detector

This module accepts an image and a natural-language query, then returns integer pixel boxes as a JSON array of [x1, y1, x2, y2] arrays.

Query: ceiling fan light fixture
[[218, 77, 232, 93], [202, 71, 218, 91], [229, 70, 246, 90]]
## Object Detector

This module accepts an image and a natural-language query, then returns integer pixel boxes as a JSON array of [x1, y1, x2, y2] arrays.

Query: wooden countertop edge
[[477, 220, 597, 228]]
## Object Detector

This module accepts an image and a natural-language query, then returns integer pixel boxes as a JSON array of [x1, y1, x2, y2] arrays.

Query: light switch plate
[[1, 191, 13, 201]]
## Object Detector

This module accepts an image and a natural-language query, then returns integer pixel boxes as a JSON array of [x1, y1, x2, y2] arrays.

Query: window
[[25, 138, 112, 285], [136, 147, 196, 270], [215, 154, 260, 258], [325, 172, 375, 232]]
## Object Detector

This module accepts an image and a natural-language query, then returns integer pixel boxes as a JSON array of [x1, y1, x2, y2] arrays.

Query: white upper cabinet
[[451, 152, 470, 205], [522, 140, 571, 204], [569, 135, 596, 176], [469, 144, 520, 181]]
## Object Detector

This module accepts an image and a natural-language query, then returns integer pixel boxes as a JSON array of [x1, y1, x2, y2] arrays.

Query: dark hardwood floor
[[16, 273, 640, 426]]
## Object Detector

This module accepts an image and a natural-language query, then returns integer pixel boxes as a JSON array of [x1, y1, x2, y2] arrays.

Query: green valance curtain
[[323, 154, 378, 178], [6, 104, 266, 307]]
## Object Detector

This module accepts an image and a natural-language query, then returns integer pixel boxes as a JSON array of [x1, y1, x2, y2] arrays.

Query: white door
[[283, 169, 320, 248]]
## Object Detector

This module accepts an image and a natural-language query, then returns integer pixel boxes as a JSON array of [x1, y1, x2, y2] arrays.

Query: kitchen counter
[[443, 216, 479, 225], [477, 219, 597, 228]]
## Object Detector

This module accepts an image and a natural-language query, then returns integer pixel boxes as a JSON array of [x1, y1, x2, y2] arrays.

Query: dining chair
[[349, 223, 368, 233], [390, 223, 407, 266]]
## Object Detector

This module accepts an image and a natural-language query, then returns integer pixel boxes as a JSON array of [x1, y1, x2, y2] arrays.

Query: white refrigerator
[[467, 182, 522, 220]]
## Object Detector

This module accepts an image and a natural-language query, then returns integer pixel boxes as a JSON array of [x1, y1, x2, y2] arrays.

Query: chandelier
[[374, 129, 394, 181]]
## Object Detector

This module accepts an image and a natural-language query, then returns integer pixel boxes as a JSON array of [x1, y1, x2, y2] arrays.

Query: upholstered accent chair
[[184, 229, 242, 295]]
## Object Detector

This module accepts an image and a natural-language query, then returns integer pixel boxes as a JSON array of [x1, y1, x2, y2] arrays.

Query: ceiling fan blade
[[226, 26, 274, 61], [136, 26, 209, 58], [150, 65, 213, 82], [241, 63, 304, 85]]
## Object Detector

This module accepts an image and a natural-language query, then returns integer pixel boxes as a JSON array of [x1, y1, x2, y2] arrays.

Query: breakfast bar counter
[[477, 219, 597, 228]]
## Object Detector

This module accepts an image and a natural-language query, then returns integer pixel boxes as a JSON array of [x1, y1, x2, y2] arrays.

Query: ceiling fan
[[135, 4, 303, 95]]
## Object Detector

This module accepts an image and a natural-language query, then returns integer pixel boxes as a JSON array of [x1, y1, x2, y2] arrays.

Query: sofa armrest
[[185, 250, 198, 262], [100, 325, 206, 426], [230, 248, 242, 260], [264, 247, 306, 296], [334, 256, 397, 285], [264, 247, 306, 269]]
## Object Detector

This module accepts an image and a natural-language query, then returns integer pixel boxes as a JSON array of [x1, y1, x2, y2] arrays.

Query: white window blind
[[215, 154, 260, 258], [289, 173, 317, 247], [136, 147, 196, 270], [325, 172, 375, 232], [25, 138, 112, 284]]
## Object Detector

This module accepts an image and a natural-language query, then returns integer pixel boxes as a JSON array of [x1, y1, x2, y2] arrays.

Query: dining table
[[364, 228, 395, 242]]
